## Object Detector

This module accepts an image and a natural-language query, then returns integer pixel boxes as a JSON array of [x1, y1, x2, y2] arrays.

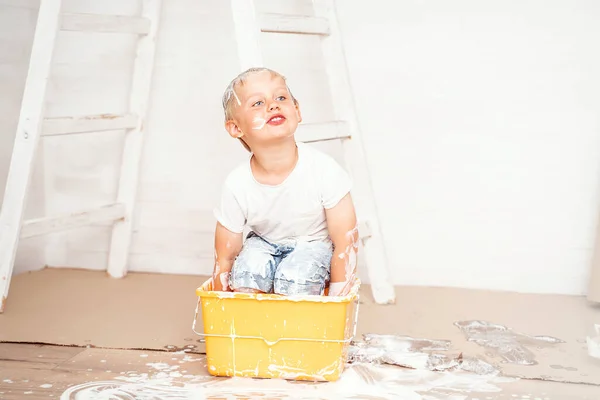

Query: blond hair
[[222, 67, 298, 152]]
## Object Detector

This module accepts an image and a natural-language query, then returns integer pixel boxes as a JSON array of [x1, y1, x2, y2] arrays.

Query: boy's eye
[[276, 96, 286, 101], [252, 100, 264, 107]]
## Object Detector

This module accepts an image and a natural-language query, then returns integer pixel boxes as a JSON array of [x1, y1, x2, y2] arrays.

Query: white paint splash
[[232, 89, 241, 106], [350, 334, 498, 376], [331, 224, 359, 296], [40, 384, 53, 389], [587, 324, 600, 359], [59, 361, 515, 400], [454, 321, 564, 365], [252, 116, 266, 130]]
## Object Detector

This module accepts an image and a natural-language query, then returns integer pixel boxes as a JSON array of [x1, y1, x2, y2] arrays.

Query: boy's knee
[[229, 237, 277, 293], [273, 250, 331, 296], [273, 277, 326, 296]]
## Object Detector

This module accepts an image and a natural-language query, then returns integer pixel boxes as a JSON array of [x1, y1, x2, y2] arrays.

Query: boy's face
[[225, 71, 302, 148]]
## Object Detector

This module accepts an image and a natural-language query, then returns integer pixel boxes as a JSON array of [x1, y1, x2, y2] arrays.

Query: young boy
[[212, 67, 358, 297]]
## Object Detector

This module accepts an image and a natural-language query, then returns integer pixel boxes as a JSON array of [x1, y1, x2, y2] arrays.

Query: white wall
[[335, 0, 600, 294], [5, 0, 599, 295], [0, 0, 46, 274], [33, 0, 353, 278]]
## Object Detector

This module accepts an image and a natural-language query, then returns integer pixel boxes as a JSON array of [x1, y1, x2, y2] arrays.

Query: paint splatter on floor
[[59, 359, 515, 400], [454, 321, 565, 365], [349, 334, 498, 375]]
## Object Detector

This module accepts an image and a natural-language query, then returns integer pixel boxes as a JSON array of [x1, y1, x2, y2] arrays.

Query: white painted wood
[[357, 220, 372, 239], [20, 203, 125, 239], [0, 0, 38, 9], [313, 0, 396, 304], [60, 13, 151, 35], [260, 13, 330, 36], [42, 113, 139, 136], [0, 0, 61, 313], [230, 0, 263, 69], [296, 120, 350, 143], [106, 0, 162, 279]]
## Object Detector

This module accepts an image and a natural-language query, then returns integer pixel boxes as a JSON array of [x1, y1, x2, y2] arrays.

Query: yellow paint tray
[[192, 278, 360, 381]]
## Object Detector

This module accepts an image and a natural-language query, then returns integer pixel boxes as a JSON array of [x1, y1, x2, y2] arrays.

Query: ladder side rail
[[0, 0, 63, 312]]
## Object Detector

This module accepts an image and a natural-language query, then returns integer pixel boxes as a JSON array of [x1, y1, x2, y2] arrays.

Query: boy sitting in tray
[[212, 67, 358, 297]]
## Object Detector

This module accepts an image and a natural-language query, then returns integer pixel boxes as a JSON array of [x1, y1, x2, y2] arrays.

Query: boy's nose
[[268, 102, 280, 111]]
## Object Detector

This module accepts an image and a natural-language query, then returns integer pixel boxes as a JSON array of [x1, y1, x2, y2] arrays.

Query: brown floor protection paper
[[1, 267, 599, 386]]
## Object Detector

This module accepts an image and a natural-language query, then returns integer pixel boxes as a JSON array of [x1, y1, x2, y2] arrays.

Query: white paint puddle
[[349, 334, 498, 375], [586, 324, 600, 359], [454, 321, 565, 365], [60, 360, 515, 399]]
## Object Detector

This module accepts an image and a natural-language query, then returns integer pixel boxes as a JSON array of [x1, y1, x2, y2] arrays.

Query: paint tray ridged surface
[[194, 278, 360, 381]]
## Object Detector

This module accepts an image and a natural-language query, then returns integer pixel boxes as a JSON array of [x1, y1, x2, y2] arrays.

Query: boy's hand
[[212, 222, 243, 291], [325, 193, 359, 296]]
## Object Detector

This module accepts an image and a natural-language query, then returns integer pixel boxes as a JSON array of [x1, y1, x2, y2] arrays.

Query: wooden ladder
[[0, 0, 162, 312], [230, 0, 396, 304]]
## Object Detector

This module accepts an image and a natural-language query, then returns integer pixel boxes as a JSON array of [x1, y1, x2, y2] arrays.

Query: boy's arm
[[212, 222, 243, 291], [325, 192, 359, 296]]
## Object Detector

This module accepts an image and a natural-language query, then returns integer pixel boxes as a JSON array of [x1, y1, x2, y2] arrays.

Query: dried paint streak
[[349, 334, 498, 375], [454, 320, 564, 365]]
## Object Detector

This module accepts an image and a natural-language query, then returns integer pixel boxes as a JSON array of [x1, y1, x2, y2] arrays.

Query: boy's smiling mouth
[[267, 114, 286, 126]]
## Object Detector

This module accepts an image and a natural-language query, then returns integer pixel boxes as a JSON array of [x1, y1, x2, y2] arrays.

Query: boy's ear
[[225, 120, 244, 139], [295, 101, 302, 123]]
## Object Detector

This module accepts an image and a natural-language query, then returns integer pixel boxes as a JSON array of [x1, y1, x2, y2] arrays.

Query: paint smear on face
[[232, 89, 241, 106], [252, 116, 266, 130], [454, 320, 564, 365]]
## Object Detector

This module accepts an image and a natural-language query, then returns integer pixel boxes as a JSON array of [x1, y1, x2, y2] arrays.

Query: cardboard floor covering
[[1, 267, 599, 386]]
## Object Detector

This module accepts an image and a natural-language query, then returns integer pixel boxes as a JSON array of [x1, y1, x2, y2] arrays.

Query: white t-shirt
[[214, 142, 352, 244]]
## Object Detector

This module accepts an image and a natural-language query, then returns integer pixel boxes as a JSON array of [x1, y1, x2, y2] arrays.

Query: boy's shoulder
[[223, 159, 252, 189], [298, 142, 339, 167]]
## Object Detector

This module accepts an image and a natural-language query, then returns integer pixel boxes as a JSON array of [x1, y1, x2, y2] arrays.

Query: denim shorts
[[229, 232, 333, 295]]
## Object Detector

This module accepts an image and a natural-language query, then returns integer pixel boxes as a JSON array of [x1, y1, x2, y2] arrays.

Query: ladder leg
[[0, 0, 62, 313], [107, 0, 163, 278], [230, 0, 263, 69], [314, 0, 396, 304]]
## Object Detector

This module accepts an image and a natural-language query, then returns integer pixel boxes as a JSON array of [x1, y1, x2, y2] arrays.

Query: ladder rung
[[260, 13, 330, 36], [20, 203, 126, 239], [42, 114, 138, 136], [60, 13, 151, 35], [296, 121, 350, 143]]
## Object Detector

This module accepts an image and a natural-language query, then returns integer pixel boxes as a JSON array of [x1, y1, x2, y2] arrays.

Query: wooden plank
[[296, 120, 350, 143], [20, 203, 125, 239], [230, 0, 263, 69], [42, 113, 138, 136], [313, 0, 396, 304], [60, 13, 151, 35], [106, 0, 162, 279], [0, 0, 62, 313], [0, 343, 84, 365], [260, 13, 330, 35], [0, 0, 39, 8]]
